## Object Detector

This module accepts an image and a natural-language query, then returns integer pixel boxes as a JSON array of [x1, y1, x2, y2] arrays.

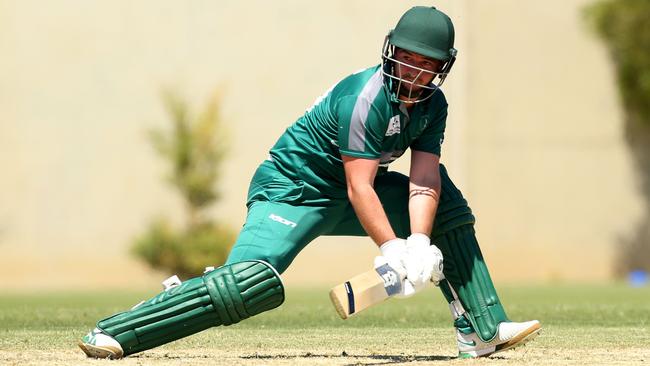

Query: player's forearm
[[408, 179, 441, 236], [408, 151, 441, 237], [347, 183, 396, 246]]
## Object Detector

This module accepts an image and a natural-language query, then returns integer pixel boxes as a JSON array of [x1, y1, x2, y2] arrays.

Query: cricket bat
[[329, 263, 404, 319]]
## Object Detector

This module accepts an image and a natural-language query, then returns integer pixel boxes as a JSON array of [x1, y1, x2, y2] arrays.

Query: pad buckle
[[162, 275, 182, 290], [449, 300, 466, 319], [446, 280, 467, 319]]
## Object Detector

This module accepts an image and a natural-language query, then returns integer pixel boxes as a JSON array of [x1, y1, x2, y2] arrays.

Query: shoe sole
[[78, 341, 124, 359], [494, 321, 542, 354]]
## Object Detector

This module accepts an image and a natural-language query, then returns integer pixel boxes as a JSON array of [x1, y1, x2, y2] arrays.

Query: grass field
[[1, 284, 649, 365]]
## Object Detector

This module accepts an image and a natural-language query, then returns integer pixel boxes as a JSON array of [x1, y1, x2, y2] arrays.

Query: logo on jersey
[[269, 214, 297, 228], [385, 115, 401, 136]]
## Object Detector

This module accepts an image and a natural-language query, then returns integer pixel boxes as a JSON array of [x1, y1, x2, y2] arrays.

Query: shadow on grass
[[241, 351, 457, 365]]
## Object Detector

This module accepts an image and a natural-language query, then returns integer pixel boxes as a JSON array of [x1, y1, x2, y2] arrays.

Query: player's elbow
[[346, 181, 373, 203], [346, 184, 358, 202], [410, 170, 441, 192]]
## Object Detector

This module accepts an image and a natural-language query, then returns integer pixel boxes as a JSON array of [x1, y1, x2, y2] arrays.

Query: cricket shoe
[[456, 320, 541, 358], [78, 328, 124, 359]]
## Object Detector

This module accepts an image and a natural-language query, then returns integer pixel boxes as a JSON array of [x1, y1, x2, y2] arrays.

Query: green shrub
[[131, 90, 237, 278], [132, 219, 235, 278]]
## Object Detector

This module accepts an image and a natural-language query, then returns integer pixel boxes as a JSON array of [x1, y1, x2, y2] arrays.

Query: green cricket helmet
[[382, 6, 458, 103]]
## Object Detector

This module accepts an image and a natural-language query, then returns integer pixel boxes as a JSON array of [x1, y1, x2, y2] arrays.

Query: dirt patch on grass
[[2, 345, 649, 366]]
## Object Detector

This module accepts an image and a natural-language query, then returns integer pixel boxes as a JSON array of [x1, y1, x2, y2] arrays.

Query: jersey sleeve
[[410, 103, 448, 156], [336, 95, 387, 159]]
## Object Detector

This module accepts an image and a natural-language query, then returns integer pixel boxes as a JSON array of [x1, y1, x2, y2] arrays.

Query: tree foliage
[[586, 0, 650, 125], [132, 91, 236, 278], [586, 0, 650, 276]]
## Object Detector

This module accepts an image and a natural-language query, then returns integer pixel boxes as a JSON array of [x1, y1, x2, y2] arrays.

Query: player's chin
[[399, 87, 424, 98]]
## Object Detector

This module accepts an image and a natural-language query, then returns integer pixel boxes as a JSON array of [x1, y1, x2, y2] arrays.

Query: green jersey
[[268, 65, 447, 199]]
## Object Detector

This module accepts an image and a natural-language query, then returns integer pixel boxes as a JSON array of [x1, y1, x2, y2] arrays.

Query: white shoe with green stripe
[[457, 320, 541, 358], [78, 328, 124, 359]]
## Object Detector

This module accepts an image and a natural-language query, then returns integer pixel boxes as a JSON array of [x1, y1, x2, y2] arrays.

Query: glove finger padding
[[405, 234, 435, 286], [418, 247, 435, 284], [403, 251, 426, 286], [427, 245, 444, 285]]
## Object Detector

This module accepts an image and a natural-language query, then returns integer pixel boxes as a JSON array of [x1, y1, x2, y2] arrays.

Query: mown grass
[[1, 284, 649, 365], [2, 283, 649, 330]]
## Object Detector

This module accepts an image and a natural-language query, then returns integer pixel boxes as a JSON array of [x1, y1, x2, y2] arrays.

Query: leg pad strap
[[97, 260, 284, 356]]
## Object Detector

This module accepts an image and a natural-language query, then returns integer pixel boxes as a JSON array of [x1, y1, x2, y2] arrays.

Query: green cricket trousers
[[227, 159, 424, 273]]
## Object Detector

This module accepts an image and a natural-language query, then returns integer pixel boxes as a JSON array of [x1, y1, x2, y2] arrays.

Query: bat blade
[[329, 263, 403, 319]]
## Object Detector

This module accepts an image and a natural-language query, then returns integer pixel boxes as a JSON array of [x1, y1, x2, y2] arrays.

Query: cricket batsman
[[79, 5, 541, 359]]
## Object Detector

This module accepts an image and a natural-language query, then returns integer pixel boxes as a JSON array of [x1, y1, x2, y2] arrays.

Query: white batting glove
[[406, 233, 444, 286], [374, 238, 414, 298], [377, 238, 408, 272]]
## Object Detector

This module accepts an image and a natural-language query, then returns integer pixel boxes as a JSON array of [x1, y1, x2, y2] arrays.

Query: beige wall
[[461, 0, 641, 281], [0, 1, 640, 290]]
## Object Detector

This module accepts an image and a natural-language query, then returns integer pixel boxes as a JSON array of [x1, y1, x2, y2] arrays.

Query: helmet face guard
[[381, 37, 457, 104]]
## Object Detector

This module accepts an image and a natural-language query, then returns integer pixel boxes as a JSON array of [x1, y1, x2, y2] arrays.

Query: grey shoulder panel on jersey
[[348, 69, 385, 152]]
